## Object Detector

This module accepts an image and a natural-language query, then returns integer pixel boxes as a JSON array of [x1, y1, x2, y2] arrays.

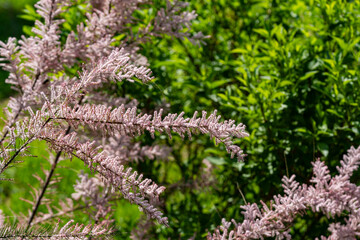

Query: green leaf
[[326, 109, 343, 118], [253, 28, 269, 38], [230, 48, 247, 54], [333, 36, 347, 50], [271, 92, 286, 100], [317, 142, 329, 157], [217, 93, 228, 101], [209, 79, 229, 89], [205, 156, 226, 166], [279, 80, 293, 87], [232, 162, 245, 171], [300, 71, 318, 81], [18, 14, 37, 21]]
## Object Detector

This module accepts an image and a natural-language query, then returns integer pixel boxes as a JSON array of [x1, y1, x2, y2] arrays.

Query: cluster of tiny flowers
[[208, 146, 360, 240], [36, 126, 168, 225], [56, 104, 248, 160]]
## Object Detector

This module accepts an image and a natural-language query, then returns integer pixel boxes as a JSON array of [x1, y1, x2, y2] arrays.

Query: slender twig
[[0, 118, 51, 174], [0, 69, 42, 145], [284, 152, 289, 178], [32, 197, 121, 225], [236, 182, 247, 205], [0, 104, 23, 145], [25, 125, 71, 232]]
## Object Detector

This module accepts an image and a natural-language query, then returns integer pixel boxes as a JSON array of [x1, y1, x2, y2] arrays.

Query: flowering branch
[[56, 104, 249, 161], [208, 146, 360, 240], [38, 127, 168, 225], [0, 219, 113, 239]]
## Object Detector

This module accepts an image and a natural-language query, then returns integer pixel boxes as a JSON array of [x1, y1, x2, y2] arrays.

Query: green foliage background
[[0, 0, 37, 99], [1, 0, 360, 239]]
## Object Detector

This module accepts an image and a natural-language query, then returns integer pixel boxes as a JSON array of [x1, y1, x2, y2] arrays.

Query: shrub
[[143, 0, 360, 238], [0, 0, 247, 238]]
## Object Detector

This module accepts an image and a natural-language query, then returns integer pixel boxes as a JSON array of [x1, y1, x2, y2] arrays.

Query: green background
[[0, 0, 37, 99]]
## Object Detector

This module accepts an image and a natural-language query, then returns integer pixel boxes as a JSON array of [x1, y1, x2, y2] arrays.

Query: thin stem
[[284, 152, 289, 178], [0, 118, 51, 174], [24, 92, 86, 228], [25, 126, 71, 231], [32, 197, 121, 225], [236, 182, 247, 205], [0, 104, 23, 145], [25, 151, 62, 231], [0, 70, 42, 146], [1, 138, 31, 174]]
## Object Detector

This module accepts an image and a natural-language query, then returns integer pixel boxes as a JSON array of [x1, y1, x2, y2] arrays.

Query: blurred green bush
[[1, 0, 360, 239], [0, 0, 37, 99], [140, 0, 360, 238]]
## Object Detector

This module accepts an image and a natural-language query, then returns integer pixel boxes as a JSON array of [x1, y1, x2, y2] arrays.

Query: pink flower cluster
[[209, 146, 360, 240]]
